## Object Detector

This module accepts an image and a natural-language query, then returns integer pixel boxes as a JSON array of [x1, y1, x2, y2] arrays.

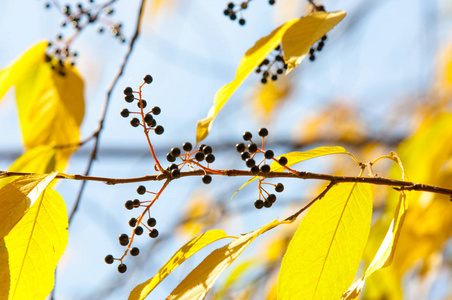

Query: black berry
[[264, 200, 272, 208], [202, 145, 212, 154], [137, 185, 146, 195], [251, 166, 260, 174], [265, 150, 274, 159], [239, 19, 245, 26], [147, 217, 157, 227], [105, 254, 114, 264], [166, 153, 176, 162], [254, 199, 264, 209], [143, 74, 153, 84], [258, 128, 268, 137], [195, 152, 205, 161], [243, 131, 252, 141], [267, 194, 276, 203], [130, 118, 140, 127], [171, 168, 181, 179], [205, 154, 215, 163], [170, 147, 181, 157], [278, 156, 288, 166], [120, 108, 129, 118], [123, 87, 133, 95], [134, 226, 144, 235], [125, 200, 133, 210], [129, 218, 137, 227], [130, 247, 140, 256], [241, 152, 250, 160], [119, 234, 129, 246], [151, 106, 161, 115], [246, 158, 255, 168], [260, 164, 270, 174], [118, 264, 127, 273], [144, 113, 154, 125], [125, 95, 134, 103], [149, 229, 159, 238], [248, 143, 258, 153], [133, 199, 140, 207], [154, 125, 164, 135], [202, 175, 212, 184], [236, 143, 245, 153], [275, 183, 284, 192], [183, 142, 193, 152], [137, 100, 147, 109]]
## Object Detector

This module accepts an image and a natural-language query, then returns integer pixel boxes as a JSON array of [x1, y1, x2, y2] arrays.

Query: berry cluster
[[256, 45, 287, 84], [165, 143, 216, 184], [120, 75, 164, 135], [236, 128, 287, 209], [44, 0, 125, 43], [105, 185, 160, 273], [308, 35, 327, 62], [44, 41, 77, 76], [223, 0, 276, 26]]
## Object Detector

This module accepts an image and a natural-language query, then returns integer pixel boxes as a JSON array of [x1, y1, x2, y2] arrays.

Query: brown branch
[[2, 169, 452, 198], [68, 0, 147, 225]]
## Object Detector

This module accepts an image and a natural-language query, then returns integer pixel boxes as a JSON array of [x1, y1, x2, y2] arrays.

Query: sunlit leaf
[[195, 19, 298, 144], [0, 42, 48, 101], [341, 192, 407, 300], [232, 146, 352, 199], [278, 183, 372, 300], [282, 11, 346, 72], [129, 229, 233, 300], [0, 146, 59, 190], [0, 173, 58, 240], [167, 219, 285, 300], [0, 174, 67, 300], [0, 41, 84, 149]]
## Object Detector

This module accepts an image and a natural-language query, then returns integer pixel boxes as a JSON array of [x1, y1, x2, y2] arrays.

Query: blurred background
[[1, 0, 452, 299]]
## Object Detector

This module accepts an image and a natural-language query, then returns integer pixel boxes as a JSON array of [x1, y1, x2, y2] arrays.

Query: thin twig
[[68, 0, 147, 225], [2, 169, 452, 198]]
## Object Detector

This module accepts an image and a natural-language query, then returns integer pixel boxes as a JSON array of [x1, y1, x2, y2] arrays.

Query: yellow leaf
[[166, 219, 284, 300], [0, 175, 68, 300], [129, 229, 233, 300], [0, 146, 59, 191], [252, 76, 291, 121], [341, 192, 408, 300], [282, 11, 346, 72], [278, 183, 373, 300], [0, 41, 84, 149], [0, 42, 48, 101], [195, 19, 299, 144], [213, 259, 258, 300], [231, 146, 352, 199], [0, 173, 58, 240]]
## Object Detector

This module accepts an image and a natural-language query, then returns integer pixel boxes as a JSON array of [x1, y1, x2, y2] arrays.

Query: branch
[[69, 0, 147, 224], [2, 169, 452, 198]]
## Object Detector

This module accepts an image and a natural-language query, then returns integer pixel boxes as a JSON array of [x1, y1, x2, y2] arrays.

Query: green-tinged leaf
[[278, 183, 373, 300], [0, 176, 68, 300], [167, 219, 284, 300], [129, 229, 233, 300], [341, 192, 408, 300], [0, 42, 48, 101], [231, 146, 351, 199], [195, 19, 298, 144], [0, 173, 58, 240], [0, 146, 58, 190], [0, 41, 84, 149], [282, 11, 346, 72]]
